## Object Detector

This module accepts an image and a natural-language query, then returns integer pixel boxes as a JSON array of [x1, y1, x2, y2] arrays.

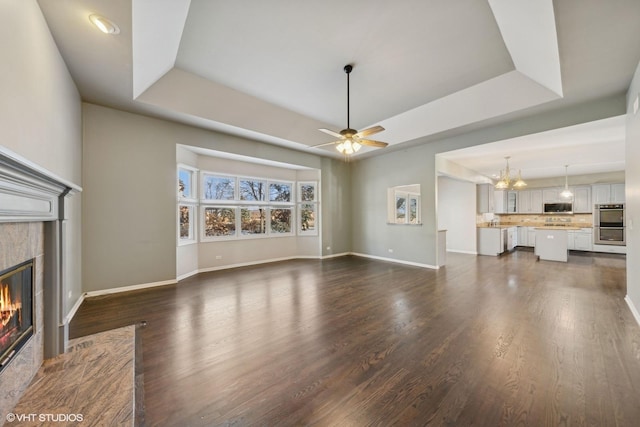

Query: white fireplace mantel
[[0, 146, 82, 358], [0, 147, 81, 222]]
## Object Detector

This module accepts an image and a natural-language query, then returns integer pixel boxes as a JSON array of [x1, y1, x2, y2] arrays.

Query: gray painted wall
[[83, 105, 177, 292], [625, 61, 640, 315], [82, 104, 350, 292], [351, 95, 626, 267], [0, 0, 82, 317]]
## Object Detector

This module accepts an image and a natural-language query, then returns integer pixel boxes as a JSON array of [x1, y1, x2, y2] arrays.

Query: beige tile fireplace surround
[[0, 149, 80, 423], [0, 223, 44, 422]]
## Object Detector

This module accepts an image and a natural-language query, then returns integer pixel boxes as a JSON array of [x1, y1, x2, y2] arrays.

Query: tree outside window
[[240, 206, 266, 235], [203, 175, 235, 200], [271, 207, 292, 233], [204, 207, 236, 237]]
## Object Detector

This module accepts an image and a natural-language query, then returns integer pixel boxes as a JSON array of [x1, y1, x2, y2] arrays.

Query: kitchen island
[[534, 227, 569, 262]]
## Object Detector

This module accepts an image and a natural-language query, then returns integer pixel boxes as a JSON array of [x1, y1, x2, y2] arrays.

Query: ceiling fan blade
[[355, 125, 385, 138], [318, 128, 343, 139], [358, 139, 389, 148], [310, 140, 341, 148]]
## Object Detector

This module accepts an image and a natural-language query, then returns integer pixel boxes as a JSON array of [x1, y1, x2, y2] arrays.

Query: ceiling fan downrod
[[345, 64, 352, 131]]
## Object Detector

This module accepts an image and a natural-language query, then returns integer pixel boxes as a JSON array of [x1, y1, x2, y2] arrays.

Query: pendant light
[[560, 165, 573, 199]]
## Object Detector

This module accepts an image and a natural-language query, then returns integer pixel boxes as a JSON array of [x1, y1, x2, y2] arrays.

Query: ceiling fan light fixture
[[89, 14, 120, 35], [312, 64, 388, 157]]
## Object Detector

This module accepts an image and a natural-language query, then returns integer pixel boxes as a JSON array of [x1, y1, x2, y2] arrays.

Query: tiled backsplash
[[479, 213, 593, 227]]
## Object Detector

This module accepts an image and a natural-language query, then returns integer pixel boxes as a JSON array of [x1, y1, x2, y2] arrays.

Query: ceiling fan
[[312, 64, 388, 155]]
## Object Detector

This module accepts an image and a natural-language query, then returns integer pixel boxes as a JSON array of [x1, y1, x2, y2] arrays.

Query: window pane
[[300, 203, 316, 231], [396, 196, 406, 223], [269, 182, 291, 202], [409, 197, 418, 223], [300, 184, 315, 201], [204, 207, 236, 237], [271, 208, 292, 233], [241, 207, 266, 235], [179, 205, 192, 239], [203, 175, 235, 200], [178, 169, 193, 198], [239, 179, 265, 201]]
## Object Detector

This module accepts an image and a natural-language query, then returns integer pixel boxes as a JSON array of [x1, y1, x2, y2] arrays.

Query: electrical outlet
[[388, 248, 394, 253], [326, 246, 331, 251], [68, 291, 72, 299], [215, 255, 222, 260]]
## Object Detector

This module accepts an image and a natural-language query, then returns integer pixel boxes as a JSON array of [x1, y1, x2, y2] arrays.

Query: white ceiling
[[36, 0, 640, 175]]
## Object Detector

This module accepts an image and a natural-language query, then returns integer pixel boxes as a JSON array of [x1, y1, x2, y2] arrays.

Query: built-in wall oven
[[594, 203, 625, 245]]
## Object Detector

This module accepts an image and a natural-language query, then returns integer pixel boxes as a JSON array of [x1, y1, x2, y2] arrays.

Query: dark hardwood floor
[[70, 250, 640, 426]]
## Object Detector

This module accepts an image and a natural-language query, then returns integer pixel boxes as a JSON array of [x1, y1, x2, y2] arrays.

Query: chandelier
[[495, 156, 527, 190]]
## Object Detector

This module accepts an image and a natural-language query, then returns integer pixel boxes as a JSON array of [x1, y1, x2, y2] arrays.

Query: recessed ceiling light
[[89, 14, 120, 35]]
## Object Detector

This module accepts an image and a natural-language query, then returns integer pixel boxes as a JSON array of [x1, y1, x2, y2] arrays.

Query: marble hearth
[[0, 148, 80, 423]]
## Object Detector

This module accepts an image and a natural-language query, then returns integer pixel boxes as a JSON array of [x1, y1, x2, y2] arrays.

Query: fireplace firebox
[[0, 260, 34, 372]]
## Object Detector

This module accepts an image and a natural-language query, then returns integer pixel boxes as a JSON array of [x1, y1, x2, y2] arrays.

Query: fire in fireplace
[[0, 260, 34, 372]]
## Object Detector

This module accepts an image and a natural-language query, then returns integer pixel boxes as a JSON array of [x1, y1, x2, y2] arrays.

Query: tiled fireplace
[[0, 149, 79, 421], [0, 223, 44, 418]]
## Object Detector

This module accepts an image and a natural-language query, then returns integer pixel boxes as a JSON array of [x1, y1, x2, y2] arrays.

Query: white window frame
[[178, 204, 197, 246], [200, 205, 238, 241], [178, 164, 198, 203], [202, 172, 237, 202], [177, 164, 199, 245], [298, 181, 318, 235], [269, 205, 295, 236], [388, 189, 421, 225], [199, 171, 304, 241], [238, 176, 267, 202]]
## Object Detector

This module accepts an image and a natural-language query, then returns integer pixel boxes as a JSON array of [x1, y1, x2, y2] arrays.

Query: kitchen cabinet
[[527, 227, 536, 247], [477, 184, 495, 213], [477, 227, 503, 256], [478, 227, 516, 255], [517, 226, 528, 246], [592, 183, 625, 204], [543, 188, 561, 203], [506, 191, 517, 213], [572, 186, 592, 213], [518, 190, 543, 213], [567, 228, 593, 251], [493, 191, 518, 214], [493, 190, 505, 213], [506, 227, 516, 250]]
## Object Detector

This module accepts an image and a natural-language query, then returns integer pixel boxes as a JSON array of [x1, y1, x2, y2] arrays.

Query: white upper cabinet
[[542, 188, 561, 203], [592, 183, 625, 204], [477, 184, 495, 213], [517, 189, 543, 213], [572, 186, 592, 213]]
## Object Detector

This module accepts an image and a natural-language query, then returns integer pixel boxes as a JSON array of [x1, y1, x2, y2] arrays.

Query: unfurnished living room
[[1, 0, 640, 426]]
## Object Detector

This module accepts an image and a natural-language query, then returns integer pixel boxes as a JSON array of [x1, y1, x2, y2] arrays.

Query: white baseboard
[[80, 253, 437, 304], [446, 249, 478, 255], [64, 293, 85, 324], [322, 252, 350, 259], [84, 279, 177, 298], [198, 256, 304, 274], [350, 252, 438, 269], [625, 295, 640, 327], [177, 270, 199, 281]]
